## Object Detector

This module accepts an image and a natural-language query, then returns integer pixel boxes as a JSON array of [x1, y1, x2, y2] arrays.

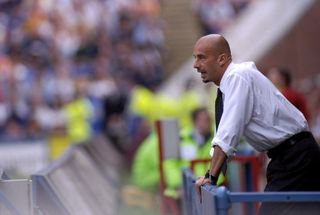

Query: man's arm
[[195, 145, 227, 199], [209, 145, 227, 180]]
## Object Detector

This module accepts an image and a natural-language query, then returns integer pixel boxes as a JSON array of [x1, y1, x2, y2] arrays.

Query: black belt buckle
[[287, 137, 297, 146]]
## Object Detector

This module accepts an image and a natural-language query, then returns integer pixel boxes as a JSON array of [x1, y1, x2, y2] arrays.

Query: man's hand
[[194, 176, 211, 202]]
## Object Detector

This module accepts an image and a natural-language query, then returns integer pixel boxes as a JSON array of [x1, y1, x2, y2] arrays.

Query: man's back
[[218, 61, 308, 152], [282, 87, 310, 120]]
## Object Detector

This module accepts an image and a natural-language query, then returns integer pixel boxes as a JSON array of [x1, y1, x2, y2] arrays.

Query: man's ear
[[218, 54, 227, 66]]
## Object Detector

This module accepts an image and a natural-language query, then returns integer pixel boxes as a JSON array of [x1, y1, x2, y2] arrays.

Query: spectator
[[0, 112, 25, 141], [0, 0, 165, 147], [193, 0, 253, 35], [103, 91, 129, 153], [130, 107, 225, 198], [193, 0, 236, 35], [63, 80, 93, 144], [308, 78, 320, 143], [164, 107, 225, 199], [267, 67, 310, 121]]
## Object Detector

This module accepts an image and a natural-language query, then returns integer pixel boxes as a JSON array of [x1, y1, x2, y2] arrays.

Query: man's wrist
[[210, 175, 218, 185], [204, 170, 218, 185], [204, 170, 210, 179]]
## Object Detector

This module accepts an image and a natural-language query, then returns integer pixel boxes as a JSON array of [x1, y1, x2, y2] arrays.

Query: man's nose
[[193, 60, 199, 69]]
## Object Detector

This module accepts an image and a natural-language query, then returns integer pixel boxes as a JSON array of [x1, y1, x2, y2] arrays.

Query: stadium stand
[[1, 0, 320, 214]]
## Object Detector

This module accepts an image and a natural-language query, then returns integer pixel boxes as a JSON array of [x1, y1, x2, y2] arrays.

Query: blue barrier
[[182, 168, 320, 215]]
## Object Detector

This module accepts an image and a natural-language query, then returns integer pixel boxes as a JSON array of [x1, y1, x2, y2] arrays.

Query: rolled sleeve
[[211, 136, 236, 157], [212, 72, 253, 158]]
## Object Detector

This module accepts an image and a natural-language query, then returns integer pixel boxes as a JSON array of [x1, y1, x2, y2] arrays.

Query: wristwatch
[[210, 175, 218, 185], [204, 170, 210, 179], [204, 170, 218, 185]]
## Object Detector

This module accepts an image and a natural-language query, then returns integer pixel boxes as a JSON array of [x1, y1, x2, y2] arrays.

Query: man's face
[[267, 68, 285, 90], [196, 110, 212, 136], [193, 41, 220, 85]]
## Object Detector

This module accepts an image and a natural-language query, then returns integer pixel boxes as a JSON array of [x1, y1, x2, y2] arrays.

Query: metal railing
[[0, 179, 33, 215], [31, 137, 123, 215], [182, 168, 320, 215], [0, 135, 123, 215]]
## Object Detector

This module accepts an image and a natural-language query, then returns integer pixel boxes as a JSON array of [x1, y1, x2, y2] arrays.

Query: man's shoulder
[[233, 61, 257, 71], [221, 61, 260, 89], [226, 61, 258, 78]]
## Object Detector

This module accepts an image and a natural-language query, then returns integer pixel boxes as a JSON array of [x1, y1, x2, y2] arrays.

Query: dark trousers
[[259, 132, 320, 215]]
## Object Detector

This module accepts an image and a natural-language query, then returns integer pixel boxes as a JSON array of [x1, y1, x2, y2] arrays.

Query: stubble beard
[[202, 79, 209, 83]]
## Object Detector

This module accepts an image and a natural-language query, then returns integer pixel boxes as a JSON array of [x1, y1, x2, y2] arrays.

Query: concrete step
[[160, 0, 201, 78]]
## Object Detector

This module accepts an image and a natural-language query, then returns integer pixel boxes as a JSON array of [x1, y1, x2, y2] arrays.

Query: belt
[[267, 131, 312, 159]]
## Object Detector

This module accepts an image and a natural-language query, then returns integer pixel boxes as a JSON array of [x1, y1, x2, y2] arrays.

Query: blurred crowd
[[0, 0, 319, 154], [0, 0, 255, 152], [0, 0, 164, 145], [266, 67, 320, 142], [192, 0, 253, 35], [298, 74, 320, 143]]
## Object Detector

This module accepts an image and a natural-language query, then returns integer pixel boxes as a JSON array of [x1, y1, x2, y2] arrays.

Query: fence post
[[215, 186, 230, 215], [155, 119, 180, 215]]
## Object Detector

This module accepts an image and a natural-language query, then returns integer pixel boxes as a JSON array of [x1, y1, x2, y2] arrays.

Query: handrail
[[229, 190, 320, 202], [182, 168, 320, 215]]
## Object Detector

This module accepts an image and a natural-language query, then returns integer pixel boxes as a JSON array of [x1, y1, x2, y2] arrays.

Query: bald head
[[196, 34, 231, 58], [193, 34, 232, 85]]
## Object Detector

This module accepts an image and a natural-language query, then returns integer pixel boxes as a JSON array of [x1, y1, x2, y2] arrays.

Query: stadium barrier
[[155, 118, 264, 215], [0, 179, 32, 215], [0, 135, 123, 215], [182, 168, 320, 215], [32, 136, 123, 215]]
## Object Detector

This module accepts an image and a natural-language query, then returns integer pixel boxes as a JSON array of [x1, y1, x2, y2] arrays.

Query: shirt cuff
[[211, 137, 236, 157]]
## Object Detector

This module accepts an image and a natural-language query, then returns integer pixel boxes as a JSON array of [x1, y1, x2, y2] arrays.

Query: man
[[131, 107, 224, 195], [267, 67, 310, 121], [164, 107, 224, 197], [193, 34, 320, 214]]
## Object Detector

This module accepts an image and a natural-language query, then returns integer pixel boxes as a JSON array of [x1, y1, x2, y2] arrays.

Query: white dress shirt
[[211, 62, 308, 157]]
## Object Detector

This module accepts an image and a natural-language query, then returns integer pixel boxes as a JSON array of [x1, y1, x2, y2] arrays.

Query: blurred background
[[0, 0, 320, 214]]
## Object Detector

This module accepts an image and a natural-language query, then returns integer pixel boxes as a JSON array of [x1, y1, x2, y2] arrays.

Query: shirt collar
[[219, 62, 235, 93]]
